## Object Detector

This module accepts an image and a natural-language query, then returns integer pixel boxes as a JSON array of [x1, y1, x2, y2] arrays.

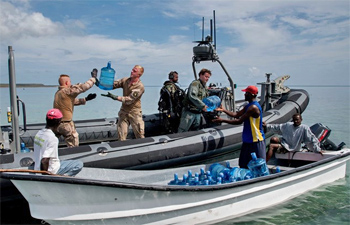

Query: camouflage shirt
[[113, 77, 145, 113]]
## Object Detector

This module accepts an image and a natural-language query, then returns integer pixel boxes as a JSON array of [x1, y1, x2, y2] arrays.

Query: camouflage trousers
[[177, 108, 201, 133], [118, 110, 145, 141], [56, 121, 79, 147]]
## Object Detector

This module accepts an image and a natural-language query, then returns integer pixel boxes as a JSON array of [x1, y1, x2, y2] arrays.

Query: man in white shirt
[[33, 108, 83, 176], [263, 113, 322, 162]]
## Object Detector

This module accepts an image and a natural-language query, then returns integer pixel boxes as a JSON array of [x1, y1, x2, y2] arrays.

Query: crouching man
[[32, 108, 83, 176]]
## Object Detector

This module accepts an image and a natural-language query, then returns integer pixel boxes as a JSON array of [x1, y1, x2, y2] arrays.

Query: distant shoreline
[[0, 83, 57, 88]]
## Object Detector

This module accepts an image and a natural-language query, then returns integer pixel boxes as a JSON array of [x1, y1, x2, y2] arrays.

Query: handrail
[[0, 169, 55, 175]]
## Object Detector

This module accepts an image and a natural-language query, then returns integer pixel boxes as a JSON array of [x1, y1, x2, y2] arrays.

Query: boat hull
[[5, 149, 350, 225], [0, 89, 309, 206], [0, 89, 310, 171]]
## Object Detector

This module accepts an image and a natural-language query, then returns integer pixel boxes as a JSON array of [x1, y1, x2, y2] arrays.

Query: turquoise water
[[0, 86, 349, 224]]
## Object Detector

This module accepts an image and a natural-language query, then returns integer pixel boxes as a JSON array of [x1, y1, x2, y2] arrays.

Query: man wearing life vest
[[177, 68, 211, 132], [213, 85, 266, 169], [158, 71, 185, 133]]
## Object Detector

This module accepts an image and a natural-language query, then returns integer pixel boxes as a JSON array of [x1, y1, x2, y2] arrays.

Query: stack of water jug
[[168, 152, 277, 186]]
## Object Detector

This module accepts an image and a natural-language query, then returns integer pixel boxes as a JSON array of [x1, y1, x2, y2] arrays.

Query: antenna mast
[[202, 17, 204, 41], [192, 10, 236, 112], [213, 10, 216, 50]]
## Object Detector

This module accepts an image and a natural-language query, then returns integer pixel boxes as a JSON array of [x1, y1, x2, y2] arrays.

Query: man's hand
[[85, 93, 97, 101], [215, 104, 224, 112], [101, 92, 118, 100], [202, 105, 208, 112], [212, 116, 223, 123], [91, 68, 98, 78]]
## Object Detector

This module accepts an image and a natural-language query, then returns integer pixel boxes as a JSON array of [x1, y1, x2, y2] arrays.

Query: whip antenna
[[213, 10, 216, 50], [202, 17, 204, 41]]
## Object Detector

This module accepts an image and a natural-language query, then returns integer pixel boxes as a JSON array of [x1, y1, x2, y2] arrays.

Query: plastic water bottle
[[186, 170, 194, 183], [20, 143, 30, 153], [199, 168, 206, 182], [228, 167, 253, 182], [202, 95, 221, 112], [168, 173, 179, 185], [99, 61, 115, 90], [179, 174, 189, 185], [248, 152, 270, 177], [207, 175, 216, 185], [190, 176, 199, 186], [217, 177, 222, 185], [238, 168, 253, 180], [209, 163, 230, 182], [275, 167, 281, 173]]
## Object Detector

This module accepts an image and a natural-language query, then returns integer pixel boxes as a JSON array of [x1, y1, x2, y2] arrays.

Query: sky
[[0, 0, 349, 88]]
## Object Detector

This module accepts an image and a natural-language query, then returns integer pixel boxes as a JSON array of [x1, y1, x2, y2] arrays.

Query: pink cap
[[46, 108, 63, 119], [242, 85, 258, 95]]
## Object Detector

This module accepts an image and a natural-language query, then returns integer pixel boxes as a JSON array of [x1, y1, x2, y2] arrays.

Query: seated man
[[263, 113, 322, 162], [32, 108, 83, 176]]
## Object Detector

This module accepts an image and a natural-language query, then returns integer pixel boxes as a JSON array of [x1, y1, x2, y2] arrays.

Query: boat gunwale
[[2, 149, 349, 192]]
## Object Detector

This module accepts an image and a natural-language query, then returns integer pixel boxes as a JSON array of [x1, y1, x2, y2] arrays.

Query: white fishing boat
[[2, 146, 349, 225]]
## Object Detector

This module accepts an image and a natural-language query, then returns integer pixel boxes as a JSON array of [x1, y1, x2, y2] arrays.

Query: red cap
[[46, 108, 63, 119], [242, 85, 258, 95]]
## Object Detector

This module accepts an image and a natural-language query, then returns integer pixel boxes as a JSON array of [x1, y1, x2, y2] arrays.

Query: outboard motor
[[310, 123, 346, 150]]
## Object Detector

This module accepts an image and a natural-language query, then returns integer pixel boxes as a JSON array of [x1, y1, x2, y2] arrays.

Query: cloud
[[0, 1, 63, 40], [280, 16, 312, 28], [0, 0, 349, 87]]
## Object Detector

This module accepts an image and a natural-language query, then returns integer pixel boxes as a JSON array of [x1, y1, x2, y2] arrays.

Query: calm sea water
[[0, 85, 349, 224]]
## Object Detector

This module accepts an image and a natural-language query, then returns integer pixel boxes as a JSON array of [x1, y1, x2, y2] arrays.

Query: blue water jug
[[247, 152, 270, 177], [190, 176, 200, 186], [186, 170, 195, 183], [207, 175, 216, 185], [199, 168, 206, 182], [209, 163, 230, 182], [217, 177, 222, 185], [275, 166, 281, 173], [179, 174, 189, 185], [20, 143, 30, 153], [99, 61, 115, 90], [202, 95, 221, 112], [228, 167, 253, 182], [168, 173, 179, 185]]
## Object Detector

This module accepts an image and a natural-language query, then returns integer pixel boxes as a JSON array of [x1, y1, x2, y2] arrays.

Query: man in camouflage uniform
[[53, 73, 97, 147], [162, 71, 180, 95], [177, 68, 211, 132], [101, 65, 145, 141], [158, 71, 184, 133]]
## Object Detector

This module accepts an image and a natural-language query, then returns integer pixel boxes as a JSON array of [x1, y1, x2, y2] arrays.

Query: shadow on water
[[1, 198, 47, 225]]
